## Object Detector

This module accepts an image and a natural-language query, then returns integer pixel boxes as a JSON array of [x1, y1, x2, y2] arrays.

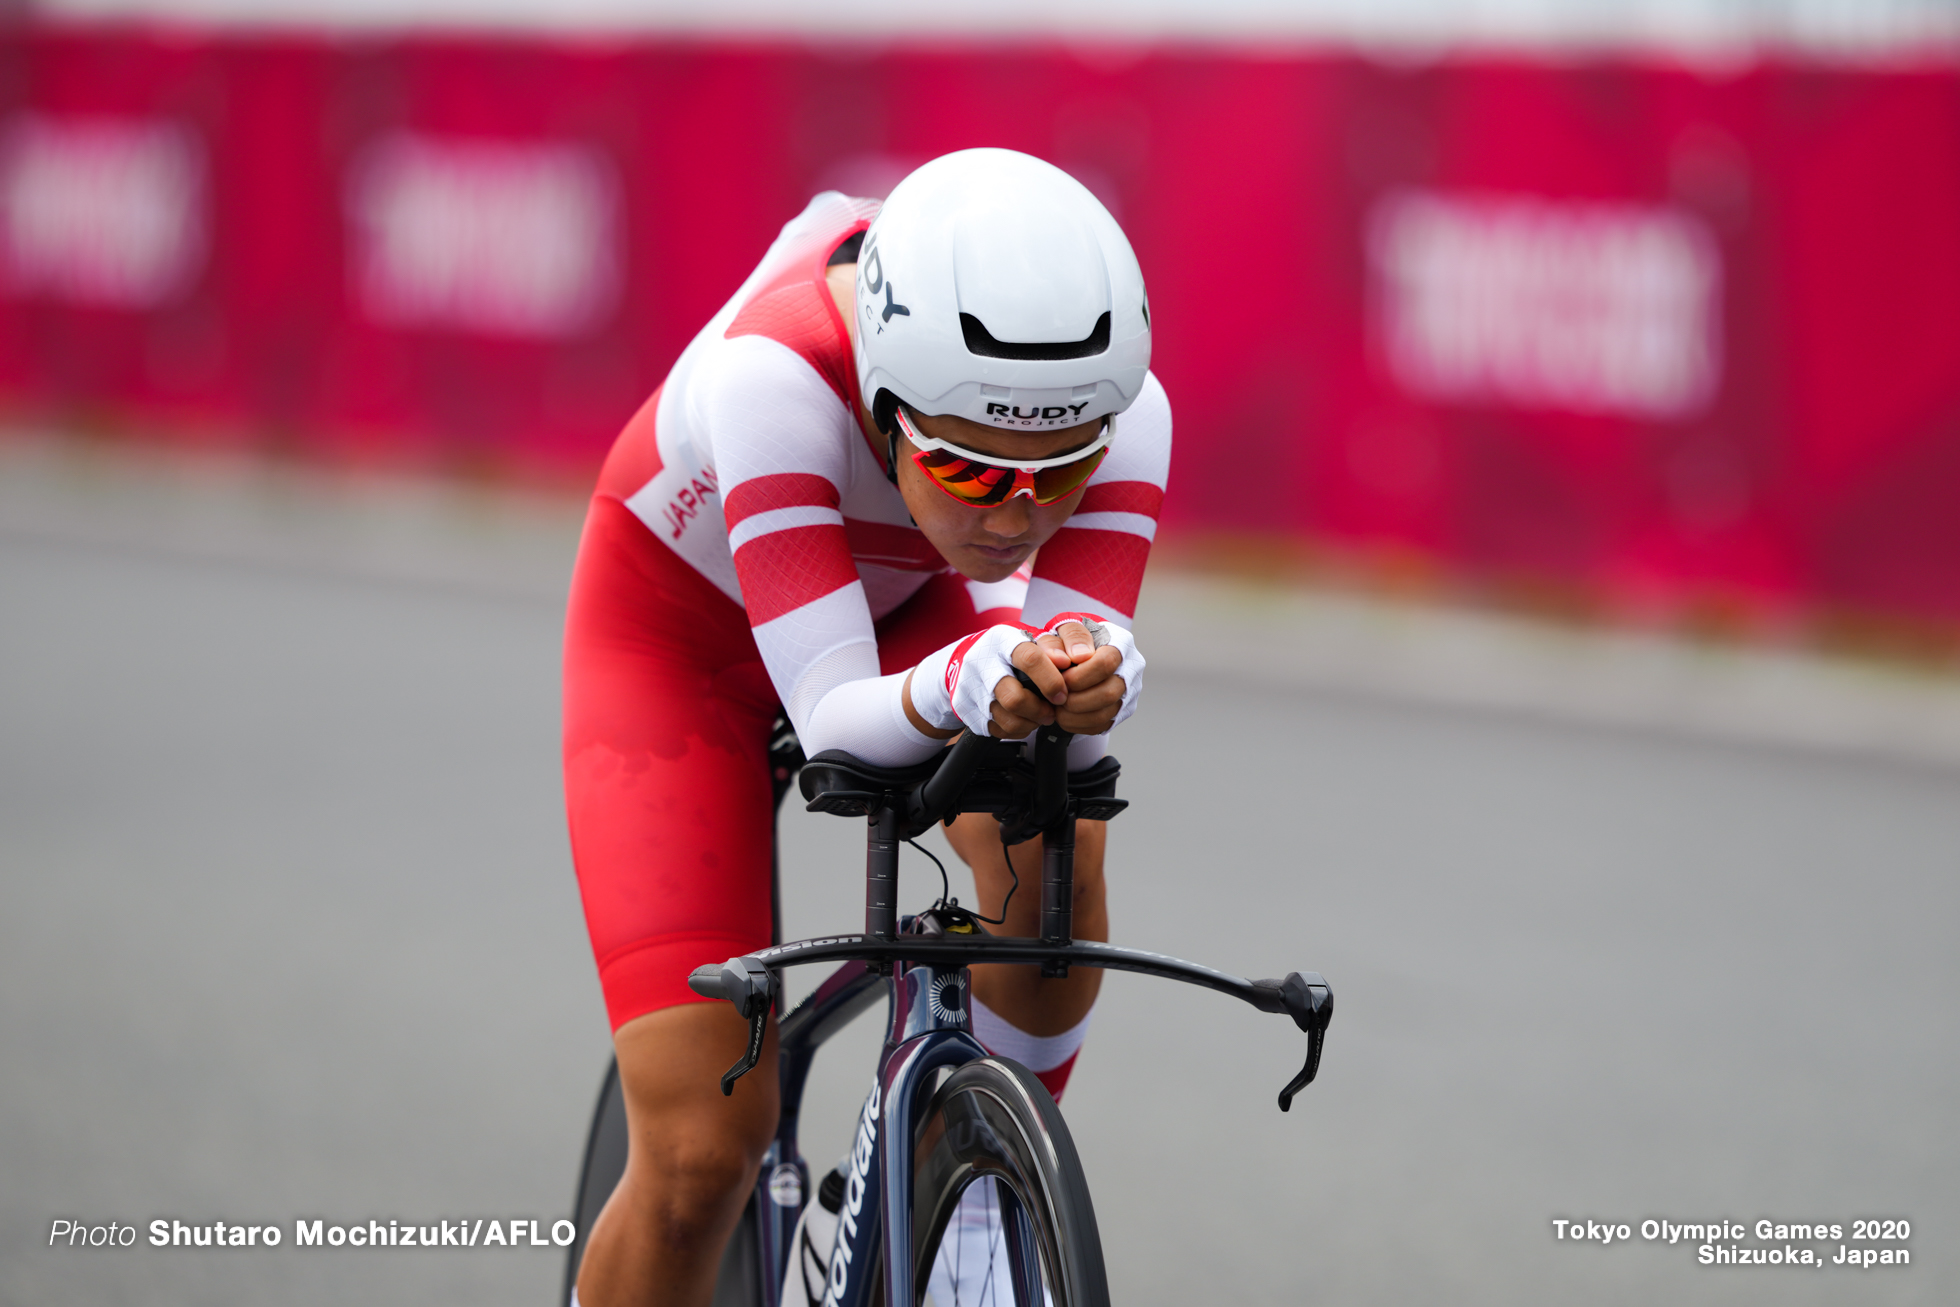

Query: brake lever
[[687, 957, 779, 1096], [1254, 971, 1334, 1112], [725, 1008, 769, 1097]]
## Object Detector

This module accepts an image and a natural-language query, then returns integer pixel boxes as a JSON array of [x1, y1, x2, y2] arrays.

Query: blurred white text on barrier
[[1369, 190, 1721, 419]]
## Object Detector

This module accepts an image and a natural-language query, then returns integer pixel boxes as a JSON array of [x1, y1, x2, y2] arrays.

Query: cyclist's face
[[897, 410, 1101, 583]]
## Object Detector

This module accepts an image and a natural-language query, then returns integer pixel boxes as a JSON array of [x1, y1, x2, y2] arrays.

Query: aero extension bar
[[690, 728, 1333, 1111]]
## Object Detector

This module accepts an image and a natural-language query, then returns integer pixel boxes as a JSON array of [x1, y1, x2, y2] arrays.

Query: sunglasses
[[895, 406, 1114, 507]]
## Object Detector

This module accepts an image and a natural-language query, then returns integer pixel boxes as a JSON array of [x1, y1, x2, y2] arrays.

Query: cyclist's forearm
[[900, 668, 962, 741], [797, 669, 944, 766]]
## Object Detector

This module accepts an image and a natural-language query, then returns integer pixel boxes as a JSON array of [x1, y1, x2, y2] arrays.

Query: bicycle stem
[[880, 723, 1079, 964], [1031, 722, 1078, 974], [866, 804, 899, 946]]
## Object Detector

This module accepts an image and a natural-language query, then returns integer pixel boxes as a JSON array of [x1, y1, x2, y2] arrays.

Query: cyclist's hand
[[1033, 619, 1101, 670], [989, 640, 1065, 737], [911, 624, 1063, 741], [1026, 614, 1146, 737], [1056, 658, 1126, 735], [910, 617, 1144, 741], [990, 648, 1127, 736], [991, 620, 1120, 736]]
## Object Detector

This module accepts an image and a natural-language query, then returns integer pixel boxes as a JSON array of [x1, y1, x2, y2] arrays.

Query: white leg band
[[969, 995, 1091, 1073]]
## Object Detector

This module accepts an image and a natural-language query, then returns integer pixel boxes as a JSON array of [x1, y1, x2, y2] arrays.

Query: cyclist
[[561, 148, 1169, 1307]]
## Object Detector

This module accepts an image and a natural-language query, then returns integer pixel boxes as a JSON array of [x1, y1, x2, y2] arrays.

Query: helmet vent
[[960, 312, 1110, 361]]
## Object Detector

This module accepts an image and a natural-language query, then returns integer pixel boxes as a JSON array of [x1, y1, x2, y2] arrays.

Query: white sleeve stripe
[[1023, 576, 1132, 628], [799, 668, 942, 766], [964, 574, 1031, 613], [1059, 511, 1158, 540], [727, 504, 847, 552], [782, 638, 882, 736], [748, 582, 877, 713]]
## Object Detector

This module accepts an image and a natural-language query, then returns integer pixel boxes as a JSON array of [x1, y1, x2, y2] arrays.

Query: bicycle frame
[[760, 946, 1003, 1307], [746, 936, 1330, 1307], [708, 727, 1335, 1307]]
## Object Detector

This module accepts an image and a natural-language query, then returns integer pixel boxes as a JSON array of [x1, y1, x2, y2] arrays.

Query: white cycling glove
[[910, 613, 1145, 739], [911, 624, 1029, 738]]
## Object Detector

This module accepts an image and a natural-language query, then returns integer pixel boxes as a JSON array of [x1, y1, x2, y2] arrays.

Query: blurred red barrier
[[3, 27, 1958, 625]]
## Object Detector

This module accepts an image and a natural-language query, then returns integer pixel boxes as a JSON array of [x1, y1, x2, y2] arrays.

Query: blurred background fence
[[4, 8, 1960, 632]]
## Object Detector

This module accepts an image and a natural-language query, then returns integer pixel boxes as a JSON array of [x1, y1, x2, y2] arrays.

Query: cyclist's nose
[[978, 496, 1034, 539]]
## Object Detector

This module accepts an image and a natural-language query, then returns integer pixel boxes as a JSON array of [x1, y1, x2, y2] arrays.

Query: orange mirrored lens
[[1029, 445, 1108, 502], [912, 445, 1106, 507], [914, 448, 1019, 505]]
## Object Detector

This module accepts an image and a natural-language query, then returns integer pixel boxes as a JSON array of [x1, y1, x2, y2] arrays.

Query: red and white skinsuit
[[562, 192, 1172, 1094]]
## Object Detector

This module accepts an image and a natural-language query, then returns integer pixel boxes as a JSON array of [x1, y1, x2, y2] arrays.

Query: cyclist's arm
[[1004, 371, 1172, 761], [1022, 371, 1171, 629], [698, 340, 1077, 764], [701, 339, 942, 767]]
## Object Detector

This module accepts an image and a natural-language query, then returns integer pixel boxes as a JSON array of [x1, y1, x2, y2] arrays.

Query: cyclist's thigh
[[563, 495, 781, 1032]]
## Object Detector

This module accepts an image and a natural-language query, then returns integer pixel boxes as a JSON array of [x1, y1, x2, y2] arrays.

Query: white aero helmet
[[854, 148, 1150, 441]]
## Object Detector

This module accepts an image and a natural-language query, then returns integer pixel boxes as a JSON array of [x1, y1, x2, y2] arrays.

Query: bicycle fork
[[788, 956, 1001, 1307]]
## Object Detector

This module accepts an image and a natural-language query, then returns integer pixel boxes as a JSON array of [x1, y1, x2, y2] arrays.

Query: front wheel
[[909, 1058, 1108, 1307]]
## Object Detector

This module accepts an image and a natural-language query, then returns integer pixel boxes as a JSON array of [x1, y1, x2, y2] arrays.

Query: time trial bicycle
[[564, 719, 1334, 1306]]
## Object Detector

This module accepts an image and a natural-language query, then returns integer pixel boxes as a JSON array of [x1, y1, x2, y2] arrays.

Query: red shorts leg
[[562, 496, 780, 1031]]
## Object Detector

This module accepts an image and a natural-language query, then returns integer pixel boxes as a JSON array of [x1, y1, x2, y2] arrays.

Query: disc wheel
[[909, 1058, 1108, 1307]]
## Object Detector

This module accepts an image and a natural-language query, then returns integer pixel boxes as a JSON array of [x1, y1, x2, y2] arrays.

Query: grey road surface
[[3, 473, 1954, 1306]]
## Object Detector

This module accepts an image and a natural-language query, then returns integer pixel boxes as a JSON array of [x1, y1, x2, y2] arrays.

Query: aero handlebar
[[691, 714, 1333, 1110]]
